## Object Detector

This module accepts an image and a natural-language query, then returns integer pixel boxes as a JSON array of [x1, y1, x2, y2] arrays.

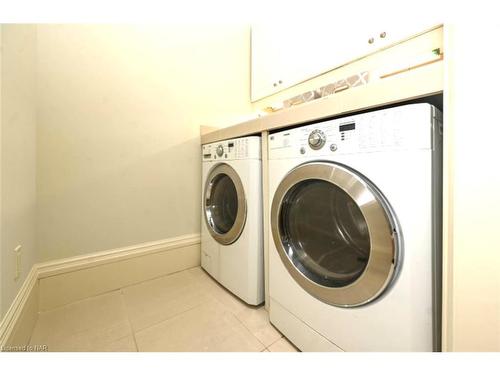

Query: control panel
[[269, 104, 438, 159], [308, 129, 326, 150], [202, 136, 261, 161]]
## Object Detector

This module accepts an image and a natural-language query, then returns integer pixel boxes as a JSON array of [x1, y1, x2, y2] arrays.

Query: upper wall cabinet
[[251, 20, 442, 102]]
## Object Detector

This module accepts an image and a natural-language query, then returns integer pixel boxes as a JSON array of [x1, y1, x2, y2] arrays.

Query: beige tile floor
[[29, 267, 299, 352]]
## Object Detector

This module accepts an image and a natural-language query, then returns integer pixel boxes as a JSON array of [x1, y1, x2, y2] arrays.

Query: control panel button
[[216, 144, 224, 157], [330, 144, 338, 152], [300, 147, 306, 154], [308, 130, 326, 150]]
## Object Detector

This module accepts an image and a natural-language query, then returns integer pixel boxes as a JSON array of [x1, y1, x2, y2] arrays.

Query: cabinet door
[[250, 22, 441, 102], [251, 25, 289, 101], [283, 23, 376, 91], [251, 23, 375, 102], [371, 20, 442, 51]]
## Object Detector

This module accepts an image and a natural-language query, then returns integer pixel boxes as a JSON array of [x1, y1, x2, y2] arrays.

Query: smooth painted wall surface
[[0, 25, 37, 317], [443, 24, 500, 351], [36, 25, 252, 261]]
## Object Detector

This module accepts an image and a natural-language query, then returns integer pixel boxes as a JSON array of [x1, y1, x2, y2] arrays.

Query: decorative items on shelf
[[262, 46, 442, 115], [318, 71, 370, 97], [283, 90, 321, 108], [282, 71, 370, 109], [260, 106, 283, 114]]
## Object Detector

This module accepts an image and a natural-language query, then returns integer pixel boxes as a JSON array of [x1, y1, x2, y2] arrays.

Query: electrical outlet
[[14, 245, 22, 281]]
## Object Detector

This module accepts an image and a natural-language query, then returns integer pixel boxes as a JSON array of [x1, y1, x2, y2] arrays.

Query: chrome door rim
[[271, 161, 402, 307], [204, 163, 247, 245]]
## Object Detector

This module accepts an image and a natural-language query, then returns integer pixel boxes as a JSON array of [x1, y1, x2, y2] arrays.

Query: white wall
[[443, 23, 500, 351], [36, 25, 253, 261], [0, 25, 37, 317]]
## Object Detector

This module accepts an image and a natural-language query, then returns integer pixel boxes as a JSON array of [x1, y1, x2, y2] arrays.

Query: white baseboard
[[0, 267, 39, 350], [0, 233, 201, 350], [36, 234, 200, 279]]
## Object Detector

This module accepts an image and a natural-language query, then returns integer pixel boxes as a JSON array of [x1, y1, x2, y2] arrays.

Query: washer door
[[204, 163, 247, 245], [271, 161, 402, 307]]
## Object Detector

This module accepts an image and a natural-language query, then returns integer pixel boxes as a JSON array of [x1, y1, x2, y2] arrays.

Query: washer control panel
[[308, 129, 326, 150], [268, 104, 437, 159], [202, 136, 261, 161], [216, 144, 224, 157]]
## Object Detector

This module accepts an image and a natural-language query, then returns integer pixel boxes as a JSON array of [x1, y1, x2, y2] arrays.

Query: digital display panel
[[339, 123, 355, 132]]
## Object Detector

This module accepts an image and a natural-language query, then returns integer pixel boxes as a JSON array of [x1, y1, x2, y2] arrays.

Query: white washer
[[268, 103, 442, 351], [201, 136, 264, 305]]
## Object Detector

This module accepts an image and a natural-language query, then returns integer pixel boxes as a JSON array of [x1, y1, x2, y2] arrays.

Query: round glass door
[[204, 163, 246, 245], [207, 174, 238, 234], [271, 162, 402, 307], [280, 179, 370, 288]]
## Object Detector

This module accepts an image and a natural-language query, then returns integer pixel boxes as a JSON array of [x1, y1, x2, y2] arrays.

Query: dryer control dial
[[308, 130, 326, 150], [216, 144, 224, 157]]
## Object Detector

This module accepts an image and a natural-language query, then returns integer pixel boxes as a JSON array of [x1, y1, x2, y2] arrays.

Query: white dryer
[[201, 136, 264, 305], [268, 103, 442, 351]]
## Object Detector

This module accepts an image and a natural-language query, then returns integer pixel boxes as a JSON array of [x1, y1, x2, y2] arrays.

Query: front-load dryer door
[[204, 163, 247, 245], [271, 161, 402, 307]]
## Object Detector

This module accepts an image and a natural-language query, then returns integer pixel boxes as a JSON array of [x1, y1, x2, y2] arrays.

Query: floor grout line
[[230, 302, 286, 351], [120, 266, 203, 292], [233, 310, 270, 350], [265, 335, 283, 349], [131, 300, 210, 337], [39, 288, 124, 314], [125, 276, 224, 336], [39, 266, 203, 314], [30, 314, 136, 351], [233, 318, 266, 350], [103, 268, 213, 336], [119, 289, 140, 352], [267, 337, 300, 352], [26, 311, 41, 346]]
